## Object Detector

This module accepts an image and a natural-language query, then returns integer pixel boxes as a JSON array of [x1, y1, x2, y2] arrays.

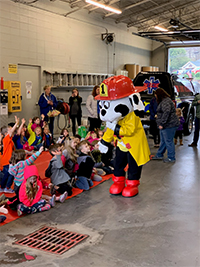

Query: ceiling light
[[85, 0, 122, 14], [154, 25, 168, 32]]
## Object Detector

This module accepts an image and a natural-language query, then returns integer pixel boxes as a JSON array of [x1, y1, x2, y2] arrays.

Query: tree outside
[[169, 48, 190, 73]]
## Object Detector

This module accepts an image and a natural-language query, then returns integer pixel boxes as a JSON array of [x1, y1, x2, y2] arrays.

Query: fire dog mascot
[[96, 75, 150, 197]]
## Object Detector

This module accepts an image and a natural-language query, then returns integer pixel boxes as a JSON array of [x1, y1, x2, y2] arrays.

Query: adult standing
[[149, 95, 160, 147], [188, 93, 200, 147], [152, 88, 180, 163], [69, 88, 82, 136], [86, 85, 101, 131], [38, 85, 57, 137]]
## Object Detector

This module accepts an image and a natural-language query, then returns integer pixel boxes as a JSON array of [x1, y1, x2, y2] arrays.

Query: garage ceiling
[[12, 0, 200, 43]]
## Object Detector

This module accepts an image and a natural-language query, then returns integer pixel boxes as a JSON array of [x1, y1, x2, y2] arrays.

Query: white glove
[[98, 141, 108, 154], [106, 121, 116, 131]]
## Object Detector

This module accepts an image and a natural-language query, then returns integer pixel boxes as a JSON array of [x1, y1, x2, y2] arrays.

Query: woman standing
[[86, 85, 101, 131], [69, 88, 82, 136], [38, 85, 57, 137], [152, 88, 179, 163]]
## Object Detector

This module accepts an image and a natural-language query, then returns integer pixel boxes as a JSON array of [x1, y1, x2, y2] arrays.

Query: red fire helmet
[[95, 75, 147, 100]]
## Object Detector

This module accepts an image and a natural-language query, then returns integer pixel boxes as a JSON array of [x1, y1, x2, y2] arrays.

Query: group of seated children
[[0, 117, 115, 223]]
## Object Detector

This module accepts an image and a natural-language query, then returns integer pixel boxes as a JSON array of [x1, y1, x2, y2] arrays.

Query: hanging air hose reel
[[56, 100, 70, 130]]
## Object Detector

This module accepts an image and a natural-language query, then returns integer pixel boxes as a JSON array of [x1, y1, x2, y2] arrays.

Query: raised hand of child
[[0, 205, 8, 214], [15, 115, 20, 125], [29, 118, 32, 124], [52, 150, 62, 156], [21, 118, 26, 125], [85, 131, 91, 140], [39, 146, 44, 153], [41, 114, 45, 120]]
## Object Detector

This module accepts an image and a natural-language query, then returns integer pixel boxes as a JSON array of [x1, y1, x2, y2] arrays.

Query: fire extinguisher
[[1, 77, 4, 89]]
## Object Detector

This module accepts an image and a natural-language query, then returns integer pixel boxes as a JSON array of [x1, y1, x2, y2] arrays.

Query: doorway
[[18, 64, 41, 123]]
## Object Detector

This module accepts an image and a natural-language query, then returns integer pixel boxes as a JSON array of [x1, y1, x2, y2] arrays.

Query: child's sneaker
[[0, 188, 5, 193], [49, 195, 56, 207], [59, 191, 68, 203], [39, 204, 51, 212], [0, 215, 6, 223], [4, 188, 14, 193], [17, 204, 23, 216]]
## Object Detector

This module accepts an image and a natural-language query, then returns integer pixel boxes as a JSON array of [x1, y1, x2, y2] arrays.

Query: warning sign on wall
[[26, 81, 32, 99], [8, 64, 17, 74]]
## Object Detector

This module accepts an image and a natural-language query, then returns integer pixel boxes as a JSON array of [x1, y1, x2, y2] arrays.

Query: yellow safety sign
[[8, 64, 18, 74]]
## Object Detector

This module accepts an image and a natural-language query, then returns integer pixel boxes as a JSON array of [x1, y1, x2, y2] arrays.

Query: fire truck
[[133, 71, 200, 135]]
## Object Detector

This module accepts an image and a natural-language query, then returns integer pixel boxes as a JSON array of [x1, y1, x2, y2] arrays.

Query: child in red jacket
[[17, 165, 52, 216]]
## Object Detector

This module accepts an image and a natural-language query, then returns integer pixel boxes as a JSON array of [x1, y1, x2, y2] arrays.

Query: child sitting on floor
[[91, 140, 113, 175], [0, 116, 20, 193], [27, 119, 43, 151], [74, 134, 81, 145], [62, 138, 79, 181], [31, 114, 45, 132], [42, 125, 53, 150], [75, 140, 102, 190], [17, 165, 52, 216], [13, 118, 34, 151], [96, 128, 104, 140], [85, 130, 99, 147], [47, 144, 72, 199], [56, 128, 71, 145], [6, 146, 44, 209]]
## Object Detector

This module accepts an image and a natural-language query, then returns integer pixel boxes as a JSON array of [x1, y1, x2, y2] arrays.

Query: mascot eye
[[103, 101, 110, 109]]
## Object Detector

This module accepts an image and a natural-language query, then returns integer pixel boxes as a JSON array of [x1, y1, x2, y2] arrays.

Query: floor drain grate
[[15, 226, 89, 255]]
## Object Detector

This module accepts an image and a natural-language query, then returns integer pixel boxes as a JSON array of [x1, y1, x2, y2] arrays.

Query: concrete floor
[[0, 134, 200, 267]]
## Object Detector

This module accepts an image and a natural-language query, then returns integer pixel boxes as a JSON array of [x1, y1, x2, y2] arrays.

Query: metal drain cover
[[15, 226, 89, 255]]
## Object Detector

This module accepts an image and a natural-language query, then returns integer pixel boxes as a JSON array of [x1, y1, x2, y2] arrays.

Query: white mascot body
[[96, 75, 150, 197]]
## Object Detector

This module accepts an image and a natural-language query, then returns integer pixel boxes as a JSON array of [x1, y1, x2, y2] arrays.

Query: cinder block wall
[[0, 1, 153, 81], [0, 0, 161, 130]]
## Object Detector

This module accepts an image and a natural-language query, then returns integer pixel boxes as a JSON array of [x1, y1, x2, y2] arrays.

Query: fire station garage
[[0, 0, 200, 266]]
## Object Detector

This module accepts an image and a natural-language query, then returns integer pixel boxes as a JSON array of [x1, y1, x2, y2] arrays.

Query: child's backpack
[[45, 161, 52, 178]]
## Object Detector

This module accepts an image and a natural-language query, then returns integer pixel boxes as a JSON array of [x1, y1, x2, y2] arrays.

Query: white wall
[[151, 42, 167, 71], [0, 0, 154, 127], [0, 0, 153, 83]]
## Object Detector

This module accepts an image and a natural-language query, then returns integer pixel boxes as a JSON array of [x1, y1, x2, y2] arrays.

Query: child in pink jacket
[[17, 165, 52, 216]]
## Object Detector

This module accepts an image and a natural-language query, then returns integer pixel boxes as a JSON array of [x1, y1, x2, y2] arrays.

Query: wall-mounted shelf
[[51, 86, 94, 91], [43, 70, 113, 88]]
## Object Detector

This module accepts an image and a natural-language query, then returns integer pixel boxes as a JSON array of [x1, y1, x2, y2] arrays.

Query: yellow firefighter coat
[[103, 111, 150, 166]]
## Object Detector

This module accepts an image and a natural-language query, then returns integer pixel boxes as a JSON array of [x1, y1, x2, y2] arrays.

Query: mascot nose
[[101, 109, 106, 116]]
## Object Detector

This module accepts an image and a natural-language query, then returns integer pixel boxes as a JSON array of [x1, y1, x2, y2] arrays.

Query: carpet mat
[[0, 151, 112, 226]]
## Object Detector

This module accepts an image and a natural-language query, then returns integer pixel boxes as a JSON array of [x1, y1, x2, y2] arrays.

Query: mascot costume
[[96, 75, 150, 197]]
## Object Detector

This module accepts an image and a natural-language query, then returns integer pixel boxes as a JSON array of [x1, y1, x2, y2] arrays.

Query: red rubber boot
[[109, 176, 126, 195], [122, 180, 140, 197]]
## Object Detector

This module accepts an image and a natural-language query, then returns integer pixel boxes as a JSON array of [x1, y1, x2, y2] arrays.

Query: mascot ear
[[129, 93, 144, 111]]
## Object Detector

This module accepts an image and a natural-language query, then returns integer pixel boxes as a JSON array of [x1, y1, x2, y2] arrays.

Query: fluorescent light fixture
[[154, 25, 168, 32], [85, 0, 122, 14]]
